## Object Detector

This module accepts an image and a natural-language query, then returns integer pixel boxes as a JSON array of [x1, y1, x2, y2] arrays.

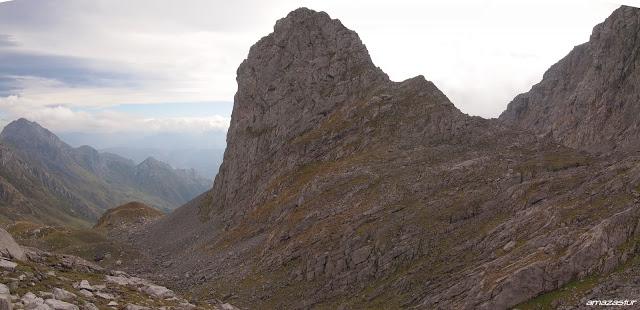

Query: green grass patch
[[515, 275, 600, 310]]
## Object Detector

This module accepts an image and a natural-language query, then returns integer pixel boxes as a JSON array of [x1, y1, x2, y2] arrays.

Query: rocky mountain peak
[[231, 7, 388, 143], [0, 118, 69, 153], [500, 5, 640, 153], [202, 8, 397, 220], [199, 6, 471, 228], [137, 156, 171, 170]]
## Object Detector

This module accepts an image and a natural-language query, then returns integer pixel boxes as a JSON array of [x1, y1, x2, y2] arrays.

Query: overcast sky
[[0, 0, 637, 136]]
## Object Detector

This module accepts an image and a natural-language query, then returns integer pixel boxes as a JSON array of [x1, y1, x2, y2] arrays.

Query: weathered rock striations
[[208, 7, 390, 225], [133, 6, 640, 310], [500, 5, 640, 153]]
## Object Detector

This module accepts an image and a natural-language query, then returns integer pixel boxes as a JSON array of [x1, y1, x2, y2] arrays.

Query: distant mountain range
[[100, 147, 224, 179], [60, 130, 227, 179], [0, 118, 211, 227]]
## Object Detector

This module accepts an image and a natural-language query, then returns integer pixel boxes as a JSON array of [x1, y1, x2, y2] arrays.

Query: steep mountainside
[[0, 119, 211, 225], [133, 7, 640, 309], [500, 6, 640, 153], [0, 143, 91, 227]]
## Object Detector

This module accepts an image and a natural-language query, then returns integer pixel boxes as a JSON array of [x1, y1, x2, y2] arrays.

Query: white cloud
[[0, 92, 229, 133], [0, 0, 636, 135]]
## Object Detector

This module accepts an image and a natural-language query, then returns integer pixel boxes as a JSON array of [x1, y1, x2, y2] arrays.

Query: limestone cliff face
[[500, 5, 640, 153], [205, 8, 389, 223], [136, 7, 640, 310]]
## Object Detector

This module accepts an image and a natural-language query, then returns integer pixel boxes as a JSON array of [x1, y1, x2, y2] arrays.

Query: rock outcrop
[[0, 228, 24, 261], [0, 230, 236, 309], [500, 5, 640, 153], [94, 202, 163, 230], [94, 202, 164, 240], [132, 6, 640, 310]]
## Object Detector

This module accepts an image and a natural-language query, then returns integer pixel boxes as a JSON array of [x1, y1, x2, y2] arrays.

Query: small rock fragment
[[81, 303, 98, 310], [503, 240, 517, 252], [77, 280, 92, 291], [95, 292, 115, 300], [52, 288, 76, 301], [45, 299, 79, 310], [123, 304, 150, 310], [0, 259, 17, 271], [77, 290, 93, 298]]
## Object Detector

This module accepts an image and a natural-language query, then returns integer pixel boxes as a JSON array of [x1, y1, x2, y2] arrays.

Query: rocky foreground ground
[[0, 228, 237, 310]]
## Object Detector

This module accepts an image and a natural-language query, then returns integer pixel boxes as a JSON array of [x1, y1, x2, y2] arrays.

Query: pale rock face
[[220, 303, 239, 310], [77, 290, 93, 298], [141, 284, 174, 298], [0, 259, 17, 271], [51, 288, 76, 302], [104, 275, 130, 286], [94, 292, 115, 300], [77, 280, 92, 291], [502, 240, 516, 252], [0, 228, 24, 261], [44, 299, 78, 310], [21, 292, 42, 303], [123, 304, 150, 310]]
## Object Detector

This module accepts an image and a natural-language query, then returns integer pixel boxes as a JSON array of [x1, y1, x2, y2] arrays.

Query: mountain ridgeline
[[500, 6, 640, 153], [131, 6, 640, 309], [0, 118, 211, 226]]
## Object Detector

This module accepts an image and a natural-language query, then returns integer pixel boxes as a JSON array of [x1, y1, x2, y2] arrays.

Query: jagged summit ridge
[[207, 7, 452, 221], [500, 5, 640, 153], [232, 7, 388, 145]]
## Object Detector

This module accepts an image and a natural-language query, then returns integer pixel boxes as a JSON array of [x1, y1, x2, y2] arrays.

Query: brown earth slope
[[94, 202, 164, 231], [132, 6, 640, 309]]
